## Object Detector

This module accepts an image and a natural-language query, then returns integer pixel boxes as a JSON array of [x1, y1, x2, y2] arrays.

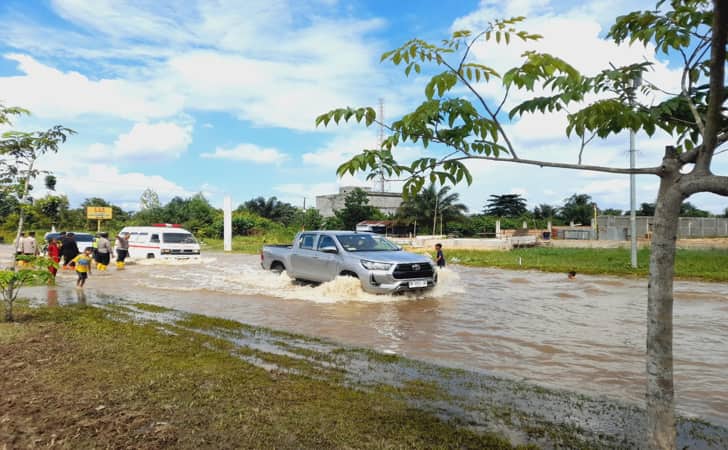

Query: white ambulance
[[118, 224, 201, 259]]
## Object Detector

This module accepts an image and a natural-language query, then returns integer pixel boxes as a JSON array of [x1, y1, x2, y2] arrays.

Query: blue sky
[[0, 0, 725, 214]]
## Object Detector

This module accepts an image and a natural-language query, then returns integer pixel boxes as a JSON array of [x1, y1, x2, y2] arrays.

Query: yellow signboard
[[86, 206, 113, 220]]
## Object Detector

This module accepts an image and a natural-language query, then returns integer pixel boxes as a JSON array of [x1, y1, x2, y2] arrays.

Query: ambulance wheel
[[147, 253, 155, 259]]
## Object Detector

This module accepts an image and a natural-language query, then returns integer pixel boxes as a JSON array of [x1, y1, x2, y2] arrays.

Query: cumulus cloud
[[303, 130, 427, 170], [85, 121, 193, 161], [36, 153, 192, 210], [0, 1, 389, 131], [114, 122, 192, 159], [0, 54, 184, 121], [201, 143, 288, 164]]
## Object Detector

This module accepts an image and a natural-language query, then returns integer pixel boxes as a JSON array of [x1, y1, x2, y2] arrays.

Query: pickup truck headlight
[[361, 260, 392, 271]]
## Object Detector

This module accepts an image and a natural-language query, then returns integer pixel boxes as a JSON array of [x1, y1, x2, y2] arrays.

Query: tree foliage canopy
[[398, 184, 468, 233], [335, 188, 381, 230], [483, 194, 527, 217]]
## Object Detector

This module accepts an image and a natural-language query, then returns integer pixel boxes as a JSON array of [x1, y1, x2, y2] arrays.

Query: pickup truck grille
[[392, 263, 434, 279]]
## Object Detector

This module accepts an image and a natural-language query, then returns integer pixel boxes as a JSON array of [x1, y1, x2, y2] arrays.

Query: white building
[[315, 186, 403, 218]]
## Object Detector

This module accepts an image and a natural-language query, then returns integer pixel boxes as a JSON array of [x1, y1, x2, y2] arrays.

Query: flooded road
[[12, 248, 728, 425]]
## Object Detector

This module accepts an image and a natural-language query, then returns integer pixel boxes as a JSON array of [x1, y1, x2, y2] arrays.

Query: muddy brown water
[[7, 247, 727, 426]]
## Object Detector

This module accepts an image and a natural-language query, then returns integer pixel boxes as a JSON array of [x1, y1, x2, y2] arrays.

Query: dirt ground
[[0, 319, 176, 449]]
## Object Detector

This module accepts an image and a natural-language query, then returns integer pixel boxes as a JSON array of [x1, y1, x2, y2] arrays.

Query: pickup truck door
[[289, 233, 319, 280], [308, 235, 340, 282]]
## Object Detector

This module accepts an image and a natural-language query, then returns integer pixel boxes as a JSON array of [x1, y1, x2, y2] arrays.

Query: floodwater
[[8, 247, 728, 425]]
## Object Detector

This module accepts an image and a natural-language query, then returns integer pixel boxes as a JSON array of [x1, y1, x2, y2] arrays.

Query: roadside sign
[[86, 207, 113, 220]]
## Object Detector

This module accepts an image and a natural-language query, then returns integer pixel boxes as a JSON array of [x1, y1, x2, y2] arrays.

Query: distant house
[[316, 186, 403, 218]]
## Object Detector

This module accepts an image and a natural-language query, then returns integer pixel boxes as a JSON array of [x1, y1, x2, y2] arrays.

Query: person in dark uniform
[[60, 232, 80, 270]]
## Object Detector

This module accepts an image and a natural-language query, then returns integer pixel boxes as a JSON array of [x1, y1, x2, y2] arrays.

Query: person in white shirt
[[21, 231, 38, 256], [14, 232, 26, 256]]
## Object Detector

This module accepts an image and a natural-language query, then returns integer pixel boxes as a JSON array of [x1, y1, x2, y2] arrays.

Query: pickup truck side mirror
[[320, 246, 338, 254]]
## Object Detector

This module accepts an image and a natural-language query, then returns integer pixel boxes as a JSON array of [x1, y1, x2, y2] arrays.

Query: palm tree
[[398, 184, 468, 234]]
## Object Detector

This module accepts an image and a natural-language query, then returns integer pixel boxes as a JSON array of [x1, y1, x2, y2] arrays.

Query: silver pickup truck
[[261, 231, 437, 294]]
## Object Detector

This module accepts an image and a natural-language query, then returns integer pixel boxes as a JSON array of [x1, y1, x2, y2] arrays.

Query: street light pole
[[629, 75, 641, 268]]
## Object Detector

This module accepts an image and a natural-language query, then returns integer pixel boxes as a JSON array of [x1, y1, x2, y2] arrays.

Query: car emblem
[[412, 264, 420, 271]]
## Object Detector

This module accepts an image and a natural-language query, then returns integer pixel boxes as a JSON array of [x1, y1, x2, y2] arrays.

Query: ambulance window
[[150, 234, 160, 243]]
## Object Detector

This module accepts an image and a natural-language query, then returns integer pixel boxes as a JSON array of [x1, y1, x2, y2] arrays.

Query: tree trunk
[[646, 150, 683, 449], [13, 159, 35, 271]]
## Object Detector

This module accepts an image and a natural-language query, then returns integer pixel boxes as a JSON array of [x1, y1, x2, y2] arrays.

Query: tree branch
[[448, 155, 661, 175], [680, 175, 728, 196], [679, 131, 728, 164], [695, 0, 727, 173], [458, 29, 489, 71], [439, 59, 519, 159]]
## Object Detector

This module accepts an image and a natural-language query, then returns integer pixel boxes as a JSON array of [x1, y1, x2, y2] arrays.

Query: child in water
[[72, 247, 93, 288], [435, 243, 446, 268]]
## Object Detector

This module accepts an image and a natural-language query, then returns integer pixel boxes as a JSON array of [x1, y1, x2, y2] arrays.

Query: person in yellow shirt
[[72, 247, 94, 288]]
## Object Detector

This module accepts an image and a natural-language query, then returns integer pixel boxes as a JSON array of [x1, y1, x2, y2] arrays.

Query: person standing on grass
[[47, 237, 60, 279], [72, 247, 93, 288], [435, 243, 446, 268]]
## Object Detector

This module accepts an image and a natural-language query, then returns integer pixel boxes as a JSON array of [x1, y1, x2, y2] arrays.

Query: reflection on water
[[75, 288, 87, 305], [46, 289, 58, 307], [9, 249, 728, 425]]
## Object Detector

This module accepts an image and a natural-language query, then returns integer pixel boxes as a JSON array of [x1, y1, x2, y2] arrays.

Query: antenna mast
[[378, 98, 385, 192]]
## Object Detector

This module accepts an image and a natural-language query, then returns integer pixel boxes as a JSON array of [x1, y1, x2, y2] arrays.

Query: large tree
[[317, 1, 727, 447], [483, 193, 527, 217], [398, 183, 468, 233], [558, 193, 594, 225], [335, 188, 380, 230], [0, 104, 73, 254], [240, 196, 298, 225]]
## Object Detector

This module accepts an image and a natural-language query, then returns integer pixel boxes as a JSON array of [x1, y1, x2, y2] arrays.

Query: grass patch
[[202, 233, 295, 254], [1, 305, 529, 449], [132, 303, 174, 313], [440, 247, 728, 281]]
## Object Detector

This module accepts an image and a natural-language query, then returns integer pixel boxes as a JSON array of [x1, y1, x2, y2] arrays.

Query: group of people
[[13, 231, 39, 257], [23, 231, 130, 288]]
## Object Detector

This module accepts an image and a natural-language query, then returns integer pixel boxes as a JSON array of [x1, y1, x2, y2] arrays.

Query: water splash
[[136, 259, 463, 304]]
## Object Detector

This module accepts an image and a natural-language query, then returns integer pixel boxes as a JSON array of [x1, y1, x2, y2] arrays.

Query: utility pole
[[433, 193, 438, 236], [378, 98, 385, 192], [629, 74, 641, 268]]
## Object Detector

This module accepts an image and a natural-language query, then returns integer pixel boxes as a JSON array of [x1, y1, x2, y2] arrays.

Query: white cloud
[[0, 1, 390, 131], [0, 54, 184, 121], [84, 121, 193, 162], [114, 122, 192, 159], [201, 143, 288, 164], [303, 130, 426, 170], [37, 152, 191, 210]]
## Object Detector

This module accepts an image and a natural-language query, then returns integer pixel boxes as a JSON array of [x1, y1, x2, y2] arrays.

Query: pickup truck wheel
[[270, 262, 285, 274], [340, 271, 358, 279]]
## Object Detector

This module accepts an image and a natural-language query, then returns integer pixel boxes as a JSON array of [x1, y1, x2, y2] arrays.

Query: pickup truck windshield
[[336, 234, 399, 252], [163, 233, 197, 244]]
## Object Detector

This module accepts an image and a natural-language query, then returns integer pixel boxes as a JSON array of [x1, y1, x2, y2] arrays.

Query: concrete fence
[[597, 215, 728, 240]]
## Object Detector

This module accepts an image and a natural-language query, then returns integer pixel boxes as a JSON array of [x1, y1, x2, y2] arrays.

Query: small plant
[[1, 255, 56, 322]]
